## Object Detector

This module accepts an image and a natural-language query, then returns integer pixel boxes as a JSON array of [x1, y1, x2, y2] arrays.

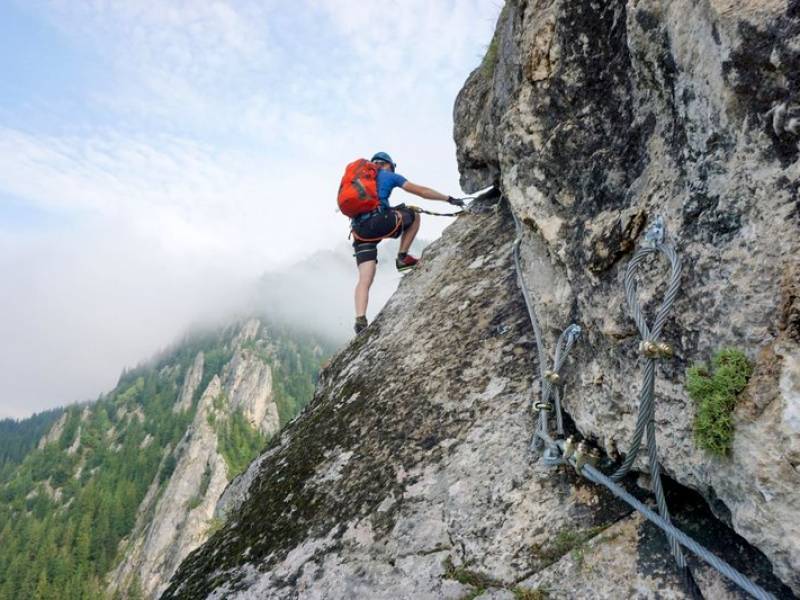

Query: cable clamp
[[544, 370, 561, 384], [639, 340, 673, 359], [564, 324, 582, 344], [574, 440, 591, 472], [656, 342, 674, 358], [563, 435, 578, 459], [534, 401, 553, 412], [573, 441, 602, 473], [542, 445, 562, 466], [588, 446, 602, 468]]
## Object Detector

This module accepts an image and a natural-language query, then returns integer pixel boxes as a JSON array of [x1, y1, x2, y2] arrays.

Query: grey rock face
[[454, 0, 800, 592], [37, 412, 68, 449], [162, 197, 790, 599], [214, 443, 279, 523], [160, 2, 798, 597], [173, 352, 204, 413]]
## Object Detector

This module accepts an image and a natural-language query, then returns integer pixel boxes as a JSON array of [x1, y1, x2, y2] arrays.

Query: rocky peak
[[173, 352, 204, 414], [37, 412, 68, 450], [221, 336, 279, 436]]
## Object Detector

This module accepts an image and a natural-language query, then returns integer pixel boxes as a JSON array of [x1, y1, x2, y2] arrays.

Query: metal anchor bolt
[[563, 435, 578, 459], [640, 340, 659, 358], [544, 370, 561, 384], [575, 440, 591, 472], [656, 342, 673, 358]]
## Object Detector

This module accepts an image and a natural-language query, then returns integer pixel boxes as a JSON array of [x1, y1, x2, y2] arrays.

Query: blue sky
[[0, 0, 501, 418]]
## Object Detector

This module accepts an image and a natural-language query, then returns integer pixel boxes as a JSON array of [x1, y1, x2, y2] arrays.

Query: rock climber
[[351, 152, 463, 335]]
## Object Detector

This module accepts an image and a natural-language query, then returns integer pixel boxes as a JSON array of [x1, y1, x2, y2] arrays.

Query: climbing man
[[347, 152, 463, 335]]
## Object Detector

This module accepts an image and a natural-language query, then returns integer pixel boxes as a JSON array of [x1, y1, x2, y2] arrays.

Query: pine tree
[[32, 569, 49, 600]]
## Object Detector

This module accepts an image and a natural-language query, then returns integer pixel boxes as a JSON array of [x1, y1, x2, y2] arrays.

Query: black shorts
[[352, 206, 415, 265]]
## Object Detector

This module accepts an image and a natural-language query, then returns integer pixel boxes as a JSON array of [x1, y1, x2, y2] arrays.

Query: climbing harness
[[507, 198, 776, 600], [350, 210, 404, 242], [351, 197, 475, 242]]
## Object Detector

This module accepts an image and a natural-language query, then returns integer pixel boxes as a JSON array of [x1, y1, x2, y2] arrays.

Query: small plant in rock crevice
[[482, 37, 499, 77], [513, 587, 549, 600], [529, 525, 609, 568], [443, 557, 502, 591], [442, 557, 550, 599], [205, 516, 225, 537], [686, 348, 753, 457]]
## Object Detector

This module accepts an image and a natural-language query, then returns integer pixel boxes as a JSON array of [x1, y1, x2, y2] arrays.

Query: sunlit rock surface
[[163, 195, 791, 599]]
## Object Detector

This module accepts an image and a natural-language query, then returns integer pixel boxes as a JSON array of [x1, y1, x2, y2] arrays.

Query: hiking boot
[[395, 254, 419, 272], [354, 316, 368, 336]]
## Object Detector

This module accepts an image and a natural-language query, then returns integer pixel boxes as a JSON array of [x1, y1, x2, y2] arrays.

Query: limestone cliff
[[0, 317, 328, 600], [162, 1, 799, 598], [454, 0, 799, 592]]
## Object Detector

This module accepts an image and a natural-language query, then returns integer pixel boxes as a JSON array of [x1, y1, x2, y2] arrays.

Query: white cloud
[[0, 0, 502, 417]]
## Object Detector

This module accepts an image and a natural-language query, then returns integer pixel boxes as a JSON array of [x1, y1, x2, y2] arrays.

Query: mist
[[0, 219, 428, 419], [246, 239, 427, 343]]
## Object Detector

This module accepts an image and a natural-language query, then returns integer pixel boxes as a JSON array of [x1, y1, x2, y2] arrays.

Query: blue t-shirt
[[376, 170, 407, 209]]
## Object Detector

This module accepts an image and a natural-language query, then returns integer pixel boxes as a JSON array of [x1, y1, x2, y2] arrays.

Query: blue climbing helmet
[[371, 151, 396, 171]]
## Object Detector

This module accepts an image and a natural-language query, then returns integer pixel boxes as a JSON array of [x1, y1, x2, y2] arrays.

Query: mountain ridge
[[0, 317, 331, 600]]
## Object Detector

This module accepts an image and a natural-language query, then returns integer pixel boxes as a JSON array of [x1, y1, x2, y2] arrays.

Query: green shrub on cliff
[[482, 37, 499, 77], [217, 410, 267, 478], [686, 349, 753, 457]]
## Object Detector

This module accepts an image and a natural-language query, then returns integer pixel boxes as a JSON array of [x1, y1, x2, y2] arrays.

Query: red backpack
[[337, 159, 380, 218]]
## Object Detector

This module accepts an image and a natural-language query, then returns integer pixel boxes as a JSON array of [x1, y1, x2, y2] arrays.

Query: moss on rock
[[686, 349, 753, 457]]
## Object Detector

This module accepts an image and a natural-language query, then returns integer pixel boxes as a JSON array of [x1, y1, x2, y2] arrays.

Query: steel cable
[[582, 463, 776, 600], [509, 203, 580, 451]]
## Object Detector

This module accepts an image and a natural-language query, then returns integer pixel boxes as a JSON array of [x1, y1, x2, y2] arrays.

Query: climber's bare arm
[[402, 181, 449, 202]]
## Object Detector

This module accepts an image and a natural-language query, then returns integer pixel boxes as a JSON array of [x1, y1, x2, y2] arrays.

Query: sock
[[397, 252, 407, 260], [355, 315, 367, 324]]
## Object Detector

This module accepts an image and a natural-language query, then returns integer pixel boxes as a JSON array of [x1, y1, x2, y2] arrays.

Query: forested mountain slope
[[0, 408, 64, 476], [0, 318, 331, 600]]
